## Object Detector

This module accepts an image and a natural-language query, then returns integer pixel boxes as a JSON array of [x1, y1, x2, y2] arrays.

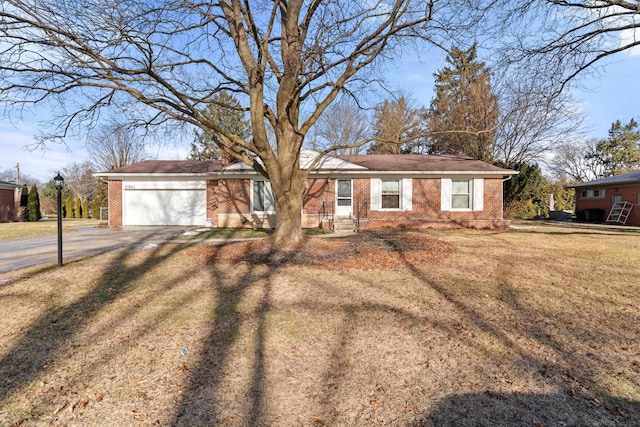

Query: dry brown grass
[[1, 222, 639, 426]]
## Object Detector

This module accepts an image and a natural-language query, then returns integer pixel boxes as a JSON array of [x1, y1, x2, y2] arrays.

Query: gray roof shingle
[[104, 160, 223, 174], [568, 170, 640, 188], [337, 154, 513, 173], [99, 154, 515, 175]]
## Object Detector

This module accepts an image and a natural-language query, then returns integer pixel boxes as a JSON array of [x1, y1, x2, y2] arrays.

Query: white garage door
[[122, 180, 206, 226]]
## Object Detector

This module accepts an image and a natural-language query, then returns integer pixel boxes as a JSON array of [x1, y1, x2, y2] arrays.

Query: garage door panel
[[123, 187, 206, 226]]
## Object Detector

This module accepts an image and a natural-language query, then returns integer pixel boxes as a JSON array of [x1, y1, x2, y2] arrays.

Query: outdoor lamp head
[[53, 172, 65, 189]]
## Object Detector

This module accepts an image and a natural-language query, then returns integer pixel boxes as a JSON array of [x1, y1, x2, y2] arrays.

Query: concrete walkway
[[0, 226, 194, 274]]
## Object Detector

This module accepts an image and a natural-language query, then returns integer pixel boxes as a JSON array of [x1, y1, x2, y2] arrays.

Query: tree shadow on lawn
[[169, 230, 640, 425], [171, 242, 280, 426], [5, 228, 629, 425], [372, 230, 640, 425], [0, 231, 201, 410], [412, 391, 640, 426]]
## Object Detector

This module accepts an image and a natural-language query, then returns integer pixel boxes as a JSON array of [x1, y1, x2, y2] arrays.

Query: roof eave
[[95, 169, 517, 179]]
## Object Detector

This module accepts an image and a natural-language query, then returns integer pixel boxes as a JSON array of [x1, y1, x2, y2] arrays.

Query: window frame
[[381, 179, 401, 210], [251, 180, 275, 213], [580, 189, 605, 199], [450, 179, 472, 211]]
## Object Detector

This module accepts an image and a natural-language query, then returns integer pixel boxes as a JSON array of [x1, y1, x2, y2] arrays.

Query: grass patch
[[191, 227, 331, 239], [1, 222, 639, 426], [0, 219, 102, 240]]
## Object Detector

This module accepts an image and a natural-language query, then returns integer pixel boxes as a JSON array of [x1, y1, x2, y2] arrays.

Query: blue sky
[[2, 48, 639, 184]]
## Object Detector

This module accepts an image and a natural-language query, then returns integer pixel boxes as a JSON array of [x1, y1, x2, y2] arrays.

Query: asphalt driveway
[[0, 226, 195, 274]]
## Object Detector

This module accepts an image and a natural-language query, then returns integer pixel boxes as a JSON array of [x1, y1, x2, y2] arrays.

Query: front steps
[[333, 216, 355, 232]]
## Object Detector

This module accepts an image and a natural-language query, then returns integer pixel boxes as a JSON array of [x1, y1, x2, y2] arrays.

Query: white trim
[[370, 178, 413, 211], [441, 178, 452, 211], [95, 170, 517, 179], [473, 178, 484, 211], [335, 179, 353, 216], [441, 178, 484, 211], [402, 178, 412, 211], [370, 178, 382, 211], [251, 180, 275, 214]]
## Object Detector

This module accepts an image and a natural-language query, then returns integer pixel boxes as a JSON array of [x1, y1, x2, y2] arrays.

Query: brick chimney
[[220, 151, 235, 166]]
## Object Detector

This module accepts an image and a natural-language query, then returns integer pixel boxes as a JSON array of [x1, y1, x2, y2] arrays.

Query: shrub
[[27, 185, 42, 221], [19, 185, 29, 221], [65, 195, 74, 219]]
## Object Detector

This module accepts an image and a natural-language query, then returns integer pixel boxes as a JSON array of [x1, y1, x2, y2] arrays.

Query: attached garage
[[122, 180, 206, 226]]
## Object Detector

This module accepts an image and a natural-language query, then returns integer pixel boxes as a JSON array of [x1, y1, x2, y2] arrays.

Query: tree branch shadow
[[171, 242, 276, 426], [0, 232, 200, 408]]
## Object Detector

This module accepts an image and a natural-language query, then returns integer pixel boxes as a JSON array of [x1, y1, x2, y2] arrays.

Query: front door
[[336, 179, 353, 217]]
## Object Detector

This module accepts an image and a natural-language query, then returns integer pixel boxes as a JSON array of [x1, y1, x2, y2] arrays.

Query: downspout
[[502, 175, 513, 222]]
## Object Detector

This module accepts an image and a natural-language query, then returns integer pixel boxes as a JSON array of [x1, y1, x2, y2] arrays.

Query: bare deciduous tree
[[309, 101, 371, 155], [1, 0, 482, 247], [61, 161, 98, 203], [87, 122, 148, 171], [549, 139, 603, 182], [497, 0, 640, 89], [369, 96, 422, 154], [493, 76, 585, 167]]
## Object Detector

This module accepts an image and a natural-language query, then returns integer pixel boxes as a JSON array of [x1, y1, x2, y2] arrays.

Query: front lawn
[[0, 219, 102, 241], [1, 223, 639, 426]]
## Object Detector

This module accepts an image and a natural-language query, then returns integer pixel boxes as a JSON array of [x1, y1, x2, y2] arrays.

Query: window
[[337, 179, 352, 207], [581, 189, 605, 199], [370, 178, 412, 211], [252, 180, 274, 212], [441, 178, 483, 212], [451, 179, 471, 210], [381, 179, 400, 209]]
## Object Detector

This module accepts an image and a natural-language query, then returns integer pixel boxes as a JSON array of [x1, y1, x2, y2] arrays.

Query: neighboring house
[[568, 171, 640, 225], [0, 180, 21, 222], [94, 150, 517, 230]]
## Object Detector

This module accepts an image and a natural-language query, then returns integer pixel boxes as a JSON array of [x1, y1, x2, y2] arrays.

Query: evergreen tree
[[82, 200, 90, 219], [503, 163, 545, 219], [75, 197, 82, 218], [65, 195, 74, 219], [590, 119, 640, 177], [27, 185, 42, 221], [19, 185, 29, 221], [91, 181, 108, 220], [426, 43, 499, 162], [188, 92, 251, 160]]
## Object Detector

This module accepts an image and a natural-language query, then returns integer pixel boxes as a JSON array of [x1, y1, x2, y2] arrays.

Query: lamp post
[[53, 172, 65, 266]]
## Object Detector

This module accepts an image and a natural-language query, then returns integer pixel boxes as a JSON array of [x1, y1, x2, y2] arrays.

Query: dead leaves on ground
[[187, 230, 455, 270]]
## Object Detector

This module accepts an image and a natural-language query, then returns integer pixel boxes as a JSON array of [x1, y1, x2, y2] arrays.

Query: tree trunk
[[272, 190, 304, 249], [270, 168, 306, 249]]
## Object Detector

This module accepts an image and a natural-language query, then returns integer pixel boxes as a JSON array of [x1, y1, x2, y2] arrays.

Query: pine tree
[[75, 197, 82, 218], [82, 200, 90, 219], [19, 185, 29, 221], [188, 92, 251, 160], [590, 119, 640, 177], [91, 181, 108, 220], [503, 163, 545, 219], [426, 43, 498, 162], [27, 185, 42, 221], [65, 195, 74, 219]]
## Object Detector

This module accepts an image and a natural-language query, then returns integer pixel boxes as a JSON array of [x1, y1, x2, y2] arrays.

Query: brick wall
[[206, 180, 219, 227], [108, 180, 122, 227], [111, 176, 508, 230], [357, 177, 507, 230], [575, 183, 640, 225], [0, 189, 16, 221]]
